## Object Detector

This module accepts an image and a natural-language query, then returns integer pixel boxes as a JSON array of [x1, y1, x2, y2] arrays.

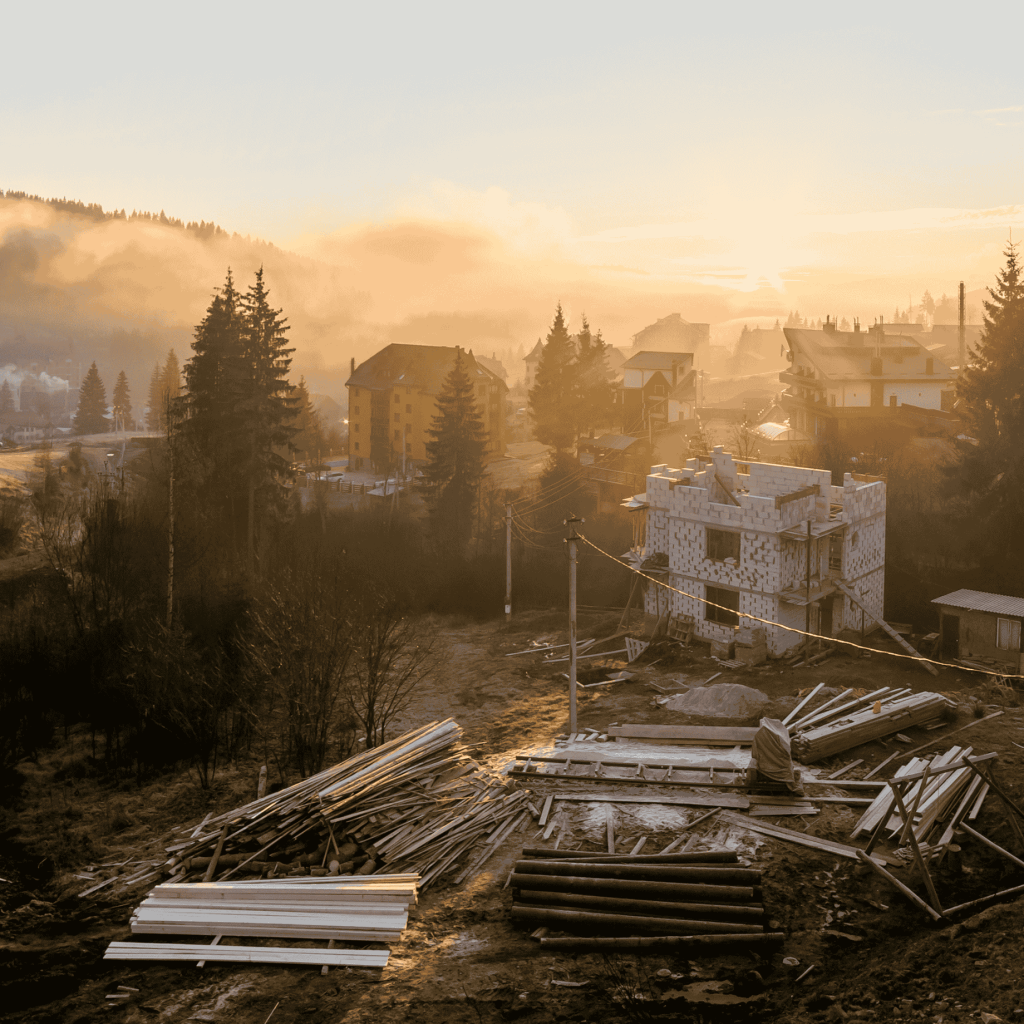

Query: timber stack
[[156, 719, 529, 893], [790, 691, 954, 763], [105, 874, 417, 967], [509, 848, 783, 953], [851, 746, 988, 848]]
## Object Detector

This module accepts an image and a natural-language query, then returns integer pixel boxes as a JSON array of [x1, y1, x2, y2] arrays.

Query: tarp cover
[[750, 717, 795, 786]]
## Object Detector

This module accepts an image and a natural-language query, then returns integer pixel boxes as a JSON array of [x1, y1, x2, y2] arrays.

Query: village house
[[618, 351, 696, 434], [932, 590, 1024, 673], [346, 344, 507, 472], [781, 319, 957, 442], [640, 447, 886, 656], [631, 313, 710, 365]]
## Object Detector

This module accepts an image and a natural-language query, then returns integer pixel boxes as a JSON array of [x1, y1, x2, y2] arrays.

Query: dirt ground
[[2, 608, 1024, 1024]]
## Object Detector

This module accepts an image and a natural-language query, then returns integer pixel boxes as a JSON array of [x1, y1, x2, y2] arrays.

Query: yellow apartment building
[[346, 344, 507, 472]]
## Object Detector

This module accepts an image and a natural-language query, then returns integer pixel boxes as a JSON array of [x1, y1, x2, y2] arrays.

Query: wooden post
[[257, 766, 268, 800], [166, 397, 175, 629], [203, 826, 229, 883], [566, 514, 583, 737], [505, 503, 512, 623], [889, 782, 943, 914], [805, 519, 812, 639]]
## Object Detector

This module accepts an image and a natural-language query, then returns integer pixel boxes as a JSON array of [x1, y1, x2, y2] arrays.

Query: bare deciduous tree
[[345, 596, 433, 749]]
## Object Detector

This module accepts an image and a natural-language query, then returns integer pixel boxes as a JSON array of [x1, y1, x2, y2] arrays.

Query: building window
[[354, 442, 360, 451], [353, 423, 359, 433], [406, 404, 412, 413], [706, 528, 740, 563], [394, 429, 400, 441], [404, 423, 411, 433], [394, 412, 400, 423], [405, 443, 412, 453], [705, 586, 739, 627], [394, 393, 400, 403], [996, 618, 1021, 651]]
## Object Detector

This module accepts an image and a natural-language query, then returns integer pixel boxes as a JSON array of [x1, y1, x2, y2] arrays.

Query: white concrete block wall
[[642, 458, 887, 657]]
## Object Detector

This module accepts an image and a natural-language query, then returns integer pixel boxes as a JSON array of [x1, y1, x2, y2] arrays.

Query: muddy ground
[[2, 609, 1023, 1024]]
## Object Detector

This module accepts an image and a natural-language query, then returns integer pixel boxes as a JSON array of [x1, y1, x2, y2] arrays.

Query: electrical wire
[[576, 533, 1024, 681]]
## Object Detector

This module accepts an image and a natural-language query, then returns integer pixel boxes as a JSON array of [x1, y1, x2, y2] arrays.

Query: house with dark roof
[[781, 320, 957, 443], [618, 351, 695, 433], [346, 344, 507, 471]]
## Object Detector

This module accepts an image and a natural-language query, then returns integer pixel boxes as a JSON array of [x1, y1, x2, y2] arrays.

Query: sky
[[2, 1, 1024, 368]]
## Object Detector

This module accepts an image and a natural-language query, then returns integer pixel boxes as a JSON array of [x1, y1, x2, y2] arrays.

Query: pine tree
[[575, 316, 614, 440], [162, 349, 181, 408], [237, 267, 297, 570], [0, 379, 13, 415], [112, 370, 132, 431], [293, 377, 327, 469], [955, 243, 1024, 582], [147, 365, 164, 431], [74, 362, 110, 434], [420, 349, 487, 553], [529, 304, 577, 452]]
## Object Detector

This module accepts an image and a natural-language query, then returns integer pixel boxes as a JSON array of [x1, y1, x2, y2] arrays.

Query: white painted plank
[[104, 942, 389, 967]]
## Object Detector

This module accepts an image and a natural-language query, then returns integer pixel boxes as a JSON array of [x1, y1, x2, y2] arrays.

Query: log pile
[[160, 719, 528, 892], [790, 691, 954, 763], [510, 848, 783, 953]]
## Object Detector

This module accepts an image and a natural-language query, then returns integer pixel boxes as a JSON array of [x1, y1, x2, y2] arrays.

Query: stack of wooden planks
[[158, 719, 529, 893], [790, 691, 954, 763], [105, 875, 418, 967], [129, 876, 417, 941], [509, 848, 783, 953], [850, 746, 989, 848]]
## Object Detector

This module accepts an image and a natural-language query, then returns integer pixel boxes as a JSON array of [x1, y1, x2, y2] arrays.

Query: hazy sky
[[4, 2, 1024, 306]]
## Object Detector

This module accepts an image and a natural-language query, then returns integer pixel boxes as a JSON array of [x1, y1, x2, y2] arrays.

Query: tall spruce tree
[[954, 241, 1024, 584], [237, 268, 297, 570], [420, 349, 487, 553], [112, 370, 132, 431], [529, 304, 577, 451], [0, 379, 13, 415], [293, 377, 328, 469], [575, 316, 614, 440], [162, 349, 181, 407], [147, 365, 164, 431], [74, 362, 110, 434]]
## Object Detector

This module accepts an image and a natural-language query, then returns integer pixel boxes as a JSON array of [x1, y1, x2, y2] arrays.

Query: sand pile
[[661, 682, 772, 719]]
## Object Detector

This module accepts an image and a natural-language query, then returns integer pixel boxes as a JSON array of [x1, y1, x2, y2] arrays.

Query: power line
[[576, 533, 1024, 681]]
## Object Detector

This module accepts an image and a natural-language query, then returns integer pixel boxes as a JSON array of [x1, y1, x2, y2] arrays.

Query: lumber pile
[[510, 848, 783, 953], [128, 875, 417, 942], [789, 691, 953, 763], [851, 746, 989, 849], [158, 720, 528, 892]]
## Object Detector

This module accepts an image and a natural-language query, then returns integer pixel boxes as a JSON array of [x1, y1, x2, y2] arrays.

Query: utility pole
[[166, 401, 175, 629], [505, 503, 512, 623], [565, 514, 584, 736], [958, 281, 966, 372]]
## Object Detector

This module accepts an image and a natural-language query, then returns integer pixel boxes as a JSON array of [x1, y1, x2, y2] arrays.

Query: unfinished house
[[640, 447, 886, 656]]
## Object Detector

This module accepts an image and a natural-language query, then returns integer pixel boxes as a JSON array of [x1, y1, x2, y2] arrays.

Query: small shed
[[931, 589, 1024, 670]]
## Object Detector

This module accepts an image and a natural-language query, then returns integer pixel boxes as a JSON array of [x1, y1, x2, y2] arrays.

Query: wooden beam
[[553, 793, 749, 809], [774, 484, 819, 510], [835, 582, 938, 675]]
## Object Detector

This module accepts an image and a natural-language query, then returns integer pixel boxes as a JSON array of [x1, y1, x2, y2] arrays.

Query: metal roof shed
[[932, 589, 1024, 669]]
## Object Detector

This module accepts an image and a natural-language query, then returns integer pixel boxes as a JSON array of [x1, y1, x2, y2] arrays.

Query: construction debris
[[147, 720, 527, 896]]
